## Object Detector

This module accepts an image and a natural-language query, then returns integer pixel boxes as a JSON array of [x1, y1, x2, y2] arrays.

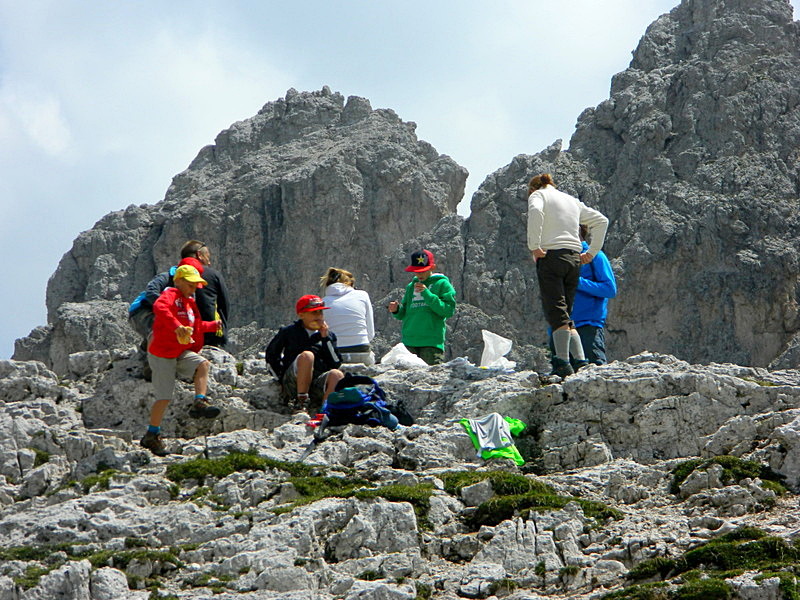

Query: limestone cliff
[[462, 0, 800, 368]]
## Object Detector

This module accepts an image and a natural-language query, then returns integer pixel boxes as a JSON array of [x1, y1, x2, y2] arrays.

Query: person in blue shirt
[[549, 225, 617, 369]]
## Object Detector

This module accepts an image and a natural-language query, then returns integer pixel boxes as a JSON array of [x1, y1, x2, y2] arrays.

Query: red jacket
[[148, 287, 219, 358]]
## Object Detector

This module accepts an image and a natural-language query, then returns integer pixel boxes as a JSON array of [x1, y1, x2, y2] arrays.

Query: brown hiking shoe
[[189, 397, 221, 419], [140, 431, 169, 456]]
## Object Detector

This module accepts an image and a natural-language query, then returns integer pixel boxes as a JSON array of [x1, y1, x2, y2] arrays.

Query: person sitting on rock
[[265, 294, 344, 413], [140, 264, 223, 457], [387, 249, 456, 365], [320, 267, 375, 365]]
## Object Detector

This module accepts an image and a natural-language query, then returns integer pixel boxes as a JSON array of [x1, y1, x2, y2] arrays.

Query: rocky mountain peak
[[39, 88, 466, 351], [630, 0, 797, 73]]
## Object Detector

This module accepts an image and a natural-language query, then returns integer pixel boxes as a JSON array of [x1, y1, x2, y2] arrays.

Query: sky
[[1, 0, 797, 360]]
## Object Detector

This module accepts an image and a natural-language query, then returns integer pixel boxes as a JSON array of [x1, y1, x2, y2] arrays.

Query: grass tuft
[[440, 470, 622, 530], [616, 527, 800, 600], [670, 456, 787, 496], [166, 451, 314, 485]]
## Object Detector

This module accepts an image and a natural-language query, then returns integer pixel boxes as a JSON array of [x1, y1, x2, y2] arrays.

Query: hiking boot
[[573, 360, 590, 372], [550, 357, 574, 379], [140, 431, 169, 457], [189, 397, 221, 419], [288, 393, 310, 414]]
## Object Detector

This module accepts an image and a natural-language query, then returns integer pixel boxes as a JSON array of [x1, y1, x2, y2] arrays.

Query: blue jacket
[[572, 241, 617, 328]]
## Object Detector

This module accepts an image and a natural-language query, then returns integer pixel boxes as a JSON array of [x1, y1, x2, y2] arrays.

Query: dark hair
[[528, 173, 555, 195], [320, 267, 355, 291], [180, 240, 206, 258]]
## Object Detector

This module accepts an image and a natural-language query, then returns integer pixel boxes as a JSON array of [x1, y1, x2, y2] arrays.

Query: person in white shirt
[[320, 267, 376, 365], [527, 173, 609, 378]]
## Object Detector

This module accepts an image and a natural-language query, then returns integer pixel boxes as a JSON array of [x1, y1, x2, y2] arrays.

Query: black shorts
[[536, 249, 581, 329]]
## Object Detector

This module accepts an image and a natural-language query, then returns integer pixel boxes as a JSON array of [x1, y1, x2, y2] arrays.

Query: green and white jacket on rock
[[392, 273, 456, 350]]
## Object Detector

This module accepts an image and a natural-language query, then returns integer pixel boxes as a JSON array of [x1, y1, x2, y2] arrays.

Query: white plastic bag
[[380, 343, 429, 368], [479, 330, 516, 370]]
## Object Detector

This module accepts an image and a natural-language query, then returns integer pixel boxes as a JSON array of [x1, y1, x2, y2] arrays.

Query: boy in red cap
[[265, 295, 344, 412], [388, 249, 457, 365], [141, 264, 222, 456]]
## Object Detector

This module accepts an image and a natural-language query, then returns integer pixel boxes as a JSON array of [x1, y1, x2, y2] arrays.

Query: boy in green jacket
[[388, 249, 456, 365]]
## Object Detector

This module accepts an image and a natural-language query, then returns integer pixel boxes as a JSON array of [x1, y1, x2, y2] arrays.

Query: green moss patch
[[489, 578, 520, 594], [31, 448, 50, 467], [671, 578, 732, 600], [670, 456, 787, 496], [602, 582, 670, 599], [616, 527, 800, 600], [166, 451, 314, 484], [13, 564, 53, 590], [414, 582, 433, 599], [441, 470, 622, 529], [357, 570, 381, 581], [1, 544, 183, 591], [275, 476, 434, 528], [80, 468, 118, 493], [87, 548, 184, 570]]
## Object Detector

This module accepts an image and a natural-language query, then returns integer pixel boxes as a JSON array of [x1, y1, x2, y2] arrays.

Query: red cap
[[296, 294, 330, 313], [404, 249, 435, 273], [177, 257, 205, 288], [178, 257, 205, 274]]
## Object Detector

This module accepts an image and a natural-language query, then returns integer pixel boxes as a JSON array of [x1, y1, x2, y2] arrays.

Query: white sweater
[[322, 283, 375, 347], [527, 185, 609, 256]]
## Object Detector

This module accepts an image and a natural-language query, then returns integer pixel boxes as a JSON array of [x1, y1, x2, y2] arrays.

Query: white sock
[[553, 329, 571, 360], [569, 329, 586, 361]]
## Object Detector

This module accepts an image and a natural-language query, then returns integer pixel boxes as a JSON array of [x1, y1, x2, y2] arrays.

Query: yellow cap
[[174, 265, 207, 285]]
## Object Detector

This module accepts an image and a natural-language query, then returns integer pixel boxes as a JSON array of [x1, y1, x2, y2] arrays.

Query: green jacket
[[392, 273, 456, 350], [460, 416, 527, 466]]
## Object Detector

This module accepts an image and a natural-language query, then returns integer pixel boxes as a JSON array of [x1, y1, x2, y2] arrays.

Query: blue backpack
[[322, 374, 398, 430]]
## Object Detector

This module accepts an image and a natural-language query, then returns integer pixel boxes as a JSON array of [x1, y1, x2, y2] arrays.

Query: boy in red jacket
[[141, 264, 222, 456]]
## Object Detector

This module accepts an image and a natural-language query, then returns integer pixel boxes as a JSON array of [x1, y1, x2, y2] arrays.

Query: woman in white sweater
[[320, 267, 376, 365], [527, 173, 608, 378]]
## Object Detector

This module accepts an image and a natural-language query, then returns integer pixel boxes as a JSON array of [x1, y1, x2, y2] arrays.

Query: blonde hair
[[320, 267, 355, 292], [528, 173, 555, 195]]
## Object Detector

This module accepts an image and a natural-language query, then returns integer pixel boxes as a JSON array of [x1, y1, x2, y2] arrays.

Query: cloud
[[0, 83, 72, 157], [0, 4, 297, 359]]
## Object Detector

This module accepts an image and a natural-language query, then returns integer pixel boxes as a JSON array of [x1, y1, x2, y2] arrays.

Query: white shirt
[[322, 283, 375, 347], [527, 185, 609, 256]]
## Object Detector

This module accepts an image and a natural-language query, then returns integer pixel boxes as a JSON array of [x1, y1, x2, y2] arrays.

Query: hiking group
[[130, 173, 614, 456]]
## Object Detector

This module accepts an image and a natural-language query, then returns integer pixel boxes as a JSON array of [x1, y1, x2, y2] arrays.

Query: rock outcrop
[[36, 86, 466, 364], [573, 0, 800, 367], [2, 350, 800, 599]]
